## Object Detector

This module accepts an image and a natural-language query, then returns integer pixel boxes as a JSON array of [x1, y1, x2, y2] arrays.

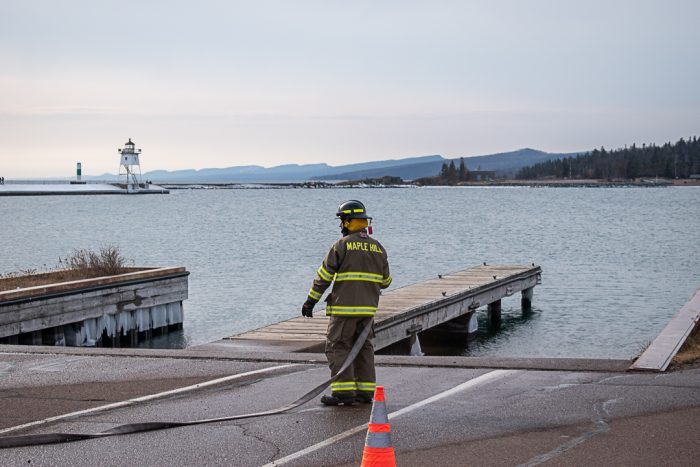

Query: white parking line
[[264, 369, 519, 466], [0, 364, 297, 435]]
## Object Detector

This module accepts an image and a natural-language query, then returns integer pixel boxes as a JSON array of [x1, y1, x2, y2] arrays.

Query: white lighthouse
[[118, 138, 142, 192]]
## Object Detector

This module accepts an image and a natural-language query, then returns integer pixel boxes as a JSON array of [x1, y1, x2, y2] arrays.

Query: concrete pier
[[0, 181, 168, 196]]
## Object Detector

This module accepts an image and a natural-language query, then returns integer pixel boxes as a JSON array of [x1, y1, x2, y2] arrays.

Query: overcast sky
[[1, 0, 698, 177]]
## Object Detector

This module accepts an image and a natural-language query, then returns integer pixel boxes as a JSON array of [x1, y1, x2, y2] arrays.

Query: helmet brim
[[336, 212, 371, 220]]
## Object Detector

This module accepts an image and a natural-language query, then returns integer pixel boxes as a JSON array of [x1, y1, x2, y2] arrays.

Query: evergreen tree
[[626, 156, 639, 179], [459, 158, 468, 181], [440, 162, 449, 178], [515, 136, 699, 180], [448, 160, 458, 184], [561, 158, 570, 178], [664, 158, 674, 178]]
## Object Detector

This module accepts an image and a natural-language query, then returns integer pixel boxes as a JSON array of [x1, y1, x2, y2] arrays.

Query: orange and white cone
[[360, 386, 396, 467]]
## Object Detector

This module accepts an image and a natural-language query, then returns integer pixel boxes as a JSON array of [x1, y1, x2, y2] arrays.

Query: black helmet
[[336, 200, 371, 220]]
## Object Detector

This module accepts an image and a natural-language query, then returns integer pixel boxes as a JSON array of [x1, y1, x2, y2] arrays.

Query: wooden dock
[[0, 267, 189, 347], [227, 264, 542, 353]]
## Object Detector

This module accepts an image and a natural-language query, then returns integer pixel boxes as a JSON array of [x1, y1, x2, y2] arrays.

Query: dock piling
[[488, 300, 502, 328], [31, 331, 42, 345], [521, 287, 534, 311]]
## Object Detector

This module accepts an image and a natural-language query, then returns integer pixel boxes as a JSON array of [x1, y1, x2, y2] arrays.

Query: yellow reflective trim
[[356, 382, 376, 392], [318, 266, 332, 280], [328, 312, 376, 316], [317, 266, 333, 282], [308, 289, 322, 301], [353, 209, 364, 213], [382, 276, 392, 286], [331, 382, 357, 390], [335, 277, 383, 283], [335, 272, 383, 283], [326, 305, 377, 316], [341, 209, 352, 214], [337, 272, 382, 278]]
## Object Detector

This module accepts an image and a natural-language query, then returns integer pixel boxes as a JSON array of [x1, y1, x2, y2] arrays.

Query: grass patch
[[672, 326, 700, 366], [0, 246, 130, 292]]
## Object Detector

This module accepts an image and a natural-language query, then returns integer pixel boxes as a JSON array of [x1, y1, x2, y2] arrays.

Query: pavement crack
[[240, 423, 281, 462], [516, 400, 613, 467]]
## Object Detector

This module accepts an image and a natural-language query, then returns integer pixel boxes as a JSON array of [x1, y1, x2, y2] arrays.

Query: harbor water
[[2, 186, 699, 358]]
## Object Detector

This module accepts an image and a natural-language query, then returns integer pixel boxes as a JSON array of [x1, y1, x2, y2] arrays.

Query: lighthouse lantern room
[[118, 138, 142, 192]]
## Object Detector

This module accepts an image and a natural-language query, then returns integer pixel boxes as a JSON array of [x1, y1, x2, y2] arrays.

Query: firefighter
[[302, 200, 391, 406]]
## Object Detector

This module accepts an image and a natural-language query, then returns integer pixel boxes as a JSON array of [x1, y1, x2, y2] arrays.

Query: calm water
[[2, 187, 699, 359]]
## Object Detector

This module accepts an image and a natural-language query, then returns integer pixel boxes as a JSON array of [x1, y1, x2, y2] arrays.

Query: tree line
[[516, 137, 700, 180], [414, 158, 471, 185]]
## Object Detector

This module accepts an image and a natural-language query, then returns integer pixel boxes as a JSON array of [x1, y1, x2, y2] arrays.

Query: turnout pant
[[325, 316, 376, 398]]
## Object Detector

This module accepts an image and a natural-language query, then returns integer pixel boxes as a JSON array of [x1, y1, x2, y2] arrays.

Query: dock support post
[[43, 327, 65, 346], [522, 287, 534, 311], [54, 327, 66, 346], [488, 300, 502, 328], [31, 331, 42, 345]]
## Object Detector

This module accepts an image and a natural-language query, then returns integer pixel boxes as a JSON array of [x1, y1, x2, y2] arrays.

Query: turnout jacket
[[308, 229, 391, 316]]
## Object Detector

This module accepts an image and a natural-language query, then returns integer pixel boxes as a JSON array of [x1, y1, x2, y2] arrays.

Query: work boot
[[321, 394, 356, 406], [355, 392, 373, 404]]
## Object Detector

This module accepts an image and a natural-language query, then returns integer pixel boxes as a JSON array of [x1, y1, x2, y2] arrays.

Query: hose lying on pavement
[[0, 319, 373, 450]]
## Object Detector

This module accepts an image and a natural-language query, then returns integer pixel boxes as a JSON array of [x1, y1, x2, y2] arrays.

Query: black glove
[[301, 299, 316, 318]]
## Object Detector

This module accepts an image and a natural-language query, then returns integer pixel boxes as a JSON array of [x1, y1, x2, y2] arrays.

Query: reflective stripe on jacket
[[307, 229, 391, 316]]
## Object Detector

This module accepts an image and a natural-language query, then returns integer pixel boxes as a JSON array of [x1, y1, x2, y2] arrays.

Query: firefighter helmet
[[336, 200, 371, 220]]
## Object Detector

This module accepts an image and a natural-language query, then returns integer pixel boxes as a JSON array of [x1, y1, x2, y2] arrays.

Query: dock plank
[[236, 332, 327, 341]]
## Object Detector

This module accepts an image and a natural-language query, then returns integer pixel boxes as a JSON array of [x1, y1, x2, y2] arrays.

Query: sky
[[1, 0, 699, 177]]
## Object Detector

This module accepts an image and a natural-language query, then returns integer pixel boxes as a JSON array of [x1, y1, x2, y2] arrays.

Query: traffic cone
[[360, 386, 396, 467]]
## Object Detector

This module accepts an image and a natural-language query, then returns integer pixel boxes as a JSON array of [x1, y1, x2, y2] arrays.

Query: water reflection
[[466, 307, 542, 356], [418, 306, 542, 356]]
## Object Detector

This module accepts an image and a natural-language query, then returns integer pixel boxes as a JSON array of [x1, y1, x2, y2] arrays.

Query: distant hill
[[86, 149, 577, 183], [315, 148, 578, 181], [94, 155, 444, 183]]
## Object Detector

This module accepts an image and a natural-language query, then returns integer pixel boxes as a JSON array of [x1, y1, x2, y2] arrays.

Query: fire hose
[[0, 319, 373, 450]]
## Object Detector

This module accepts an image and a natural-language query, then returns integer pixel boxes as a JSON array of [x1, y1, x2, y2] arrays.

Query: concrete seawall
[[0, 181, 168, 195]]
